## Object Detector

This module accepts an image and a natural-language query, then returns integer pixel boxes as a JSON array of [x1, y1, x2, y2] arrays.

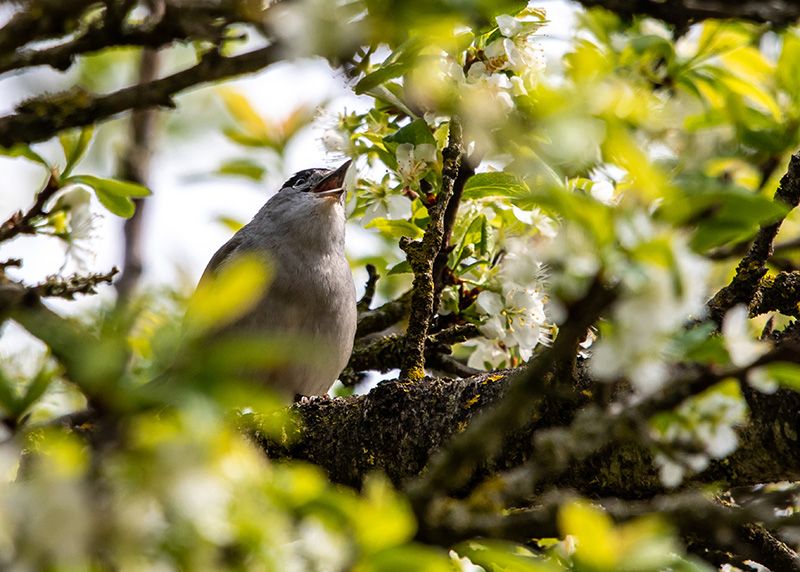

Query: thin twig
[[356, 264, 379, 312], [344, 323, 481, 381], [356, 290, 412, 337], [0, 0, 97, 55], [33, 268, 118, 299], [0, 174, 59, 243], [431, 156, 476, 306]]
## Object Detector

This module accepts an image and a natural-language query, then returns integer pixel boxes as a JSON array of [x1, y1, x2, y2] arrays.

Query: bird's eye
[[294, 178, 307, 188]]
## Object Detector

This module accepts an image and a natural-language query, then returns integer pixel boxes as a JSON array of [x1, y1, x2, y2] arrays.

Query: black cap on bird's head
[[280, 161, 352, 200]]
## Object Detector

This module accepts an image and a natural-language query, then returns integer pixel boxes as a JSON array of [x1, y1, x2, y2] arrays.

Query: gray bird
[[198, 161, 357, 398]]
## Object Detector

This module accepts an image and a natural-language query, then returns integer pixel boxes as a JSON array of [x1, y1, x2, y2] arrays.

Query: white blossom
[[54, 187, 94, 238], [322, 128, 352, 156], [510, 205, 558, 238], [746, 367, 779, 394], [722, 305, 770, 367], [465, 338, 509, 370], [495, 6, 547, 39], [51, 186, 99, 269], [592, 234, 710, 393], [471, 239, 552, 366], [450, 550, 486, 572], [362, 193, 411, 224], [396, 143, 437, 187], [484, 36, 545, 80], [653, 382, 747, 486], [654, 454, 684, 488]]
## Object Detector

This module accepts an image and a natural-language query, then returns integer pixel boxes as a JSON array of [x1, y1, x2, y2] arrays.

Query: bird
[[197, 161, 357, 398]]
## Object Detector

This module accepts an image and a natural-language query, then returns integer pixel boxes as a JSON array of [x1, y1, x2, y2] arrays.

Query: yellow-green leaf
[[352, 476, 416, 553], [558, 499, 619, 568], [218, 88, 270, 138], [186, 254, 272, 334], [59, 126, 94, 177]]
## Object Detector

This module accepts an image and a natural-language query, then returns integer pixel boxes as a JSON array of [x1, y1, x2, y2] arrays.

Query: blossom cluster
[[466, 238, 554, 369], [652, 381, 748, 487]]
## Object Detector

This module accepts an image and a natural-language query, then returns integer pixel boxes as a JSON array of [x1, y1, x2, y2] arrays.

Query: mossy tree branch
[[257, 354, 800, 494], [708, 152, 800, 324], [399, 119, 463, 380], [0, 1, 239, 76], [574, 0, 800, 28], [0, 45, 283, 148]]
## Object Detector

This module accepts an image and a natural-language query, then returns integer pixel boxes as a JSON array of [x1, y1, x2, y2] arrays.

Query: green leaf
[[352, 476, 416, 553], [762, 362, 800, 391], [218, 88, 269, 138], [662, 176, 789, 252], [93, 188, 136, 218], [365, 217, 424, 239], [778, 32, 800, 99], [384, 118, 436, 147], [462, 172, 529, 201], [215, 215, 245, 233], [454, 540, 558, 572], [0, 368, 20, 417], [454, 214, 488, 264], [59, 126, 93, 178], [387, 260, 412, 275], [559, 500, 619, 568], [361, 544, 452, 572], [187, 254, 272, 334], [16, 366, 53, 416], [68, 175, 151, 198], [670, 323, 728, 365], [0, 143, 49, 167], [356, 61, 414, 94]]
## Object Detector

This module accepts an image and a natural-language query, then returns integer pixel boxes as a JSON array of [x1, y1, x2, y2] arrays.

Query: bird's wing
[[198, 232, 246, 286]]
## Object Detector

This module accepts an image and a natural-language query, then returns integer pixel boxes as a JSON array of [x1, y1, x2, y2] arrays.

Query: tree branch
[[356, 264, 379, 313], [572, 0, 800, 28], [750, 270, 800, 318], [708, 152, 800, 324], [356, 290, 411, 337], [399, 119, 463, 380], [431, 156, 476, 307], [115, 48, 161, 302], [33, 268, 118, 299], [345, 323, 481, 378], [255, 343, 800, 498], [0, 174, 60, 243], [0, 45, 283, 147], [0, 0, 97, 56], [0, 3, 236, 76]]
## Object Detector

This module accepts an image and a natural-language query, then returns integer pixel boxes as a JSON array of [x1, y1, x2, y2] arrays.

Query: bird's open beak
[[312, 160, 352, 198]]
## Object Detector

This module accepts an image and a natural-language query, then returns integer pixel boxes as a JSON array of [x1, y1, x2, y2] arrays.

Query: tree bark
[[256, 368, 800, 497]]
